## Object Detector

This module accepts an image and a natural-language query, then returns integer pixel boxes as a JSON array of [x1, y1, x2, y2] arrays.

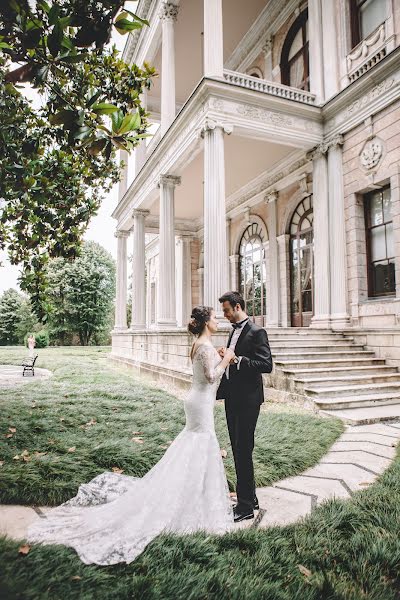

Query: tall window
[[239, 223, 267, 321], [350, 0, 387, 48], [364, 186, 396, 297], [280, 10, 309, 91]]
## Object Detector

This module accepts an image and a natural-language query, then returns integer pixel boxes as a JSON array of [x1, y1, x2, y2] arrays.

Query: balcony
[[223, 70, 316, 105]]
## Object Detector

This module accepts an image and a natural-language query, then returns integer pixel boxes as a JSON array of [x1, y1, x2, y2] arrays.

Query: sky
[[0, 2, 139, 295]]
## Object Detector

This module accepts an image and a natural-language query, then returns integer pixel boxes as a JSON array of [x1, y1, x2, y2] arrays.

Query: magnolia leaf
[[92, 103, 119, 115], [68, 446, 76, 453], [114, 19, 142, 34], [112, 467, 124, 474], [9, 427, 16, 433], [117, 111, 141, 135], [88, 139, 107, 156], [115, 11, 129, 22], [297, 564, 312, 578], [49, 110, 76, 127]]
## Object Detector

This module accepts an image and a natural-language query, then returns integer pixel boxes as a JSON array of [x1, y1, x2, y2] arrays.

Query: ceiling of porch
[[148, 134, 295, 221]]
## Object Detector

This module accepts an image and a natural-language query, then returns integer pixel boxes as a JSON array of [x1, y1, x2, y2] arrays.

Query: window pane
[[288, 29, 303, 60], [386, 223, 394, 258], [369, 191, 383, 226], [302, 289, 312, 312], [382, 187, 392, 222], [371, 260, 396, 295], [289, 55, 305, 88], [360, 0, 386, 39], [370, 226, 386, 261]]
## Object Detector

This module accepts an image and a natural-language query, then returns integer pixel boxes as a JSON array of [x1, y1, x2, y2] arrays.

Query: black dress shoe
[[253, 496, 259, 510], [233, 506, 254, 523]]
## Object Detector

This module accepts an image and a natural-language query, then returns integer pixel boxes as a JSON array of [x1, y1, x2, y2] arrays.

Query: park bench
[[22, 354, 38, 377]]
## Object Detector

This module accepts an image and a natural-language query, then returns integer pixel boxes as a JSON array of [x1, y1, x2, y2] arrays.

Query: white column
[[266, 191, 280, 327], [114, 231, 129, 329], [229, 254, 239, 290], [311, 145, 331, 327], [203, 0, 223, 78], [262, 36, 273, 80], [118, 150, 128, 199], [160, 2, 178, 135], [131, 209, 148, 330], [277, 234, 290, 327], [134, 89, 148, 175], [176, 236, 192, 327], [157, 175, 180, 327], [202, 119, 231, 313], [321, 0, 339, 99], [328, 136, 350, 328], [308, 0, 325, 103]]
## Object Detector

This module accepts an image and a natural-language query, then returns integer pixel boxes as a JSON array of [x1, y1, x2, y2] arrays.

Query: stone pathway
[[0, 422, 399, 540], [0, 364, 52, 388]]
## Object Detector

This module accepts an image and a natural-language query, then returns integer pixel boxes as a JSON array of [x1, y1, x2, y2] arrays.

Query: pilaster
[[114, 230, 129, 330], [131, 210, 149, 330]]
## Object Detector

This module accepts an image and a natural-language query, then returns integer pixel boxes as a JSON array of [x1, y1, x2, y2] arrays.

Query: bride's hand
[[217, 347, 226, 357], [224, 348, 235, 363]]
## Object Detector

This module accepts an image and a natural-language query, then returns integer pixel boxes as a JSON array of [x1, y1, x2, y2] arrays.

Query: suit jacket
[[216, 320, 273, 410]]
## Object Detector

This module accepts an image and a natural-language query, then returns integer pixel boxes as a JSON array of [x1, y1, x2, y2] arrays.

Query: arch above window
[[246, 66, 264, 79], [280, 10, 309, 91]]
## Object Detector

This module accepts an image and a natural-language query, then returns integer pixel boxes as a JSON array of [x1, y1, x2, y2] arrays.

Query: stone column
[[114, 230, 129, 329], [157, 175, 180, 327], [229, 254, 239, 290], [308, 0, 324, 103], [176, 235, 192, 327], [202, 119, 232, 313], [203, 0, 223, 78], [311, 145, 331, 327], [134, 89, 148, 175], [118, 150, 128, 199], [131, 210, 148, 330], [277, 234, 290, 327], [160, 2, 179, 135], [267, 191, 279, 327], [321, 0, 339, 99], [328, 136, 350, 327], [262, 36, 273, 80]]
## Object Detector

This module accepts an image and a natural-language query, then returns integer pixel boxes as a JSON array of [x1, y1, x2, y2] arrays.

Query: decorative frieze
[[347, 78, 395, 115]]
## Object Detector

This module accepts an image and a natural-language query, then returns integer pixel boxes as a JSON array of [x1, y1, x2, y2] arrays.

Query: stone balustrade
[[223, 70, 316, 105]]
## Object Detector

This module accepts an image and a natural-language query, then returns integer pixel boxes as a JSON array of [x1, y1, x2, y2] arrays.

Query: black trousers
[[225, 401, 260, 510]]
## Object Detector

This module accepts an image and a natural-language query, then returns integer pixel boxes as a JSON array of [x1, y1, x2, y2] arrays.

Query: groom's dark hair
[[219, 291, 245, 310]]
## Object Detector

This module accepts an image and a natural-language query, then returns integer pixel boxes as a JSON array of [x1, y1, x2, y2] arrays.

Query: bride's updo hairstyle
[[188, 306, 213, 335]]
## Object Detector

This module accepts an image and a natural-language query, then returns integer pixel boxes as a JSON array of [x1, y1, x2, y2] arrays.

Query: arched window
[[290, 196, 314, 327], [280, 10, 309, 91], [239, 223, 267, 322]]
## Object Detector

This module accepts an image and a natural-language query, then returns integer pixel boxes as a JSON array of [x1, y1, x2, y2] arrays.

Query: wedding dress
[[27, 342, 234, 565]]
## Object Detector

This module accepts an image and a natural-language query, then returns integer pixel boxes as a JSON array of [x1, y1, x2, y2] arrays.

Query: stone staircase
[[266, 328, 400, 425]]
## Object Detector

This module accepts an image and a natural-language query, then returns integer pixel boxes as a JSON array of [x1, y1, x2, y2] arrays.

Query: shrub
[[34, 330, 49, 348]]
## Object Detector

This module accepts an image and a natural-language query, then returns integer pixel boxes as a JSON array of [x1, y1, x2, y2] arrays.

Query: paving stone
[[256, 487, 312, 527], [301, 463, 377, 492], [0, 365, 52, 389], [329, 441, 396, 459], [340, 432, 399, 445], [0, 505, 37, 540], [273, 476, 350, 503], [354, 423, 400, 437], [321, 450, 391, 473]]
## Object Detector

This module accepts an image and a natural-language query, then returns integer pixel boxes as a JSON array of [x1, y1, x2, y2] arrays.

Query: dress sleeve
[[196, 345, 225, 384]]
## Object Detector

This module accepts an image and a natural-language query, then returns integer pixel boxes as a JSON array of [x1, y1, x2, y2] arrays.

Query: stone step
[[275, 357, 386, 369], [294, 372, 400, 388], [282, 365, 398, 377], [321, 403, 400, 425], [268, 334, 349, 341], [314, 392, 400, 411], [271, 343, 364, 352], [306, 381, 400, 398], [273, 350, 375, 361]]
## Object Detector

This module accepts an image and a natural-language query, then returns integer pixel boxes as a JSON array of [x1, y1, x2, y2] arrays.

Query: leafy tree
[[45, 241, 115, 345], [0, 288, 23, 344], [15, 296, 39, 343], [0, 1, 154, 316]]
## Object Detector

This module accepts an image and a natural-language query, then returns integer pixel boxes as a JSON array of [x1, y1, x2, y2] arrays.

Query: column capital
[[132, 208, 150, 218], [307, 143, 327, 160], [114, 230, 129, 239], [159, 2, 179, 22], [200, 118, 233, 138], [158, 174, 181, 188], [325, 134, 344, 151], [266, 190, 278, 204]]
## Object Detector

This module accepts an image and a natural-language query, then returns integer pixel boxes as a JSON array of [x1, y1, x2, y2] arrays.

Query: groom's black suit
[[217, 320, 273, 510]]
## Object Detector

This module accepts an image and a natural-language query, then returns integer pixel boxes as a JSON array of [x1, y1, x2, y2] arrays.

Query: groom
[[217, 291, 273, 523]]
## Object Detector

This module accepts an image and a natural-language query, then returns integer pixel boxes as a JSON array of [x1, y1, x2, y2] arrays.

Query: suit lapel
[[234, 320, 252, 354]]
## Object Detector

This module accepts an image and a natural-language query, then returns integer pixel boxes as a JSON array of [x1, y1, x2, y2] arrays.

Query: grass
[[0, 346, 343, 506]]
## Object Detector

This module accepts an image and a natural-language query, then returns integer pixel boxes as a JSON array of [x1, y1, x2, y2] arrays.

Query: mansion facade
[[111, 0, 400, 395]]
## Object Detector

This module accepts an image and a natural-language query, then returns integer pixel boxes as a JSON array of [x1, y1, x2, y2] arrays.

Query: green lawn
[[3, 348, 397, 599], [0, 346, 343, 506]]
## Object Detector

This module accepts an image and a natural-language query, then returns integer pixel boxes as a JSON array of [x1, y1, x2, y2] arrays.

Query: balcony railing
[[223, 70, 316, 105]]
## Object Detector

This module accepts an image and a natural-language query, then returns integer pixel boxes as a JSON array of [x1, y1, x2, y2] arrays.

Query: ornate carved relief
[[359, 138, 384, 171], [236, 104, 293, 127], [347, 79, 395, 115], [159, 2, 179, 22]]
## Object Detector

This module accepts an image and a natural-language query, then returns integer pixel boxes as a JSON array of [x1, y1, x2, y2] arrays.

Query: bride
[[27, 306, 235, 565]]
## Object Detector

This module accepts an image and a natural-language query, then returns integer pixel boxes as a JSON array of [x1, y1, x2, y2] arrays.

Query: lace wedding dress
[[27, 342, 233, 565]]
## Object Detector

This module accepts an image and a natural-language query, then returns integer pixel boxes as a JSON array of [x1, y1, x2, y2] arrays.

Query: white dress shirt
[[226, 318, 249, 379]]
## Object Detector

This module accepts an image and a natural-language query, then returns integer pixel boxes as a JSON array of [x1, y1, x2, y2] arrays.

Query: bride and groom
[[28, 291, 273, 566]]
